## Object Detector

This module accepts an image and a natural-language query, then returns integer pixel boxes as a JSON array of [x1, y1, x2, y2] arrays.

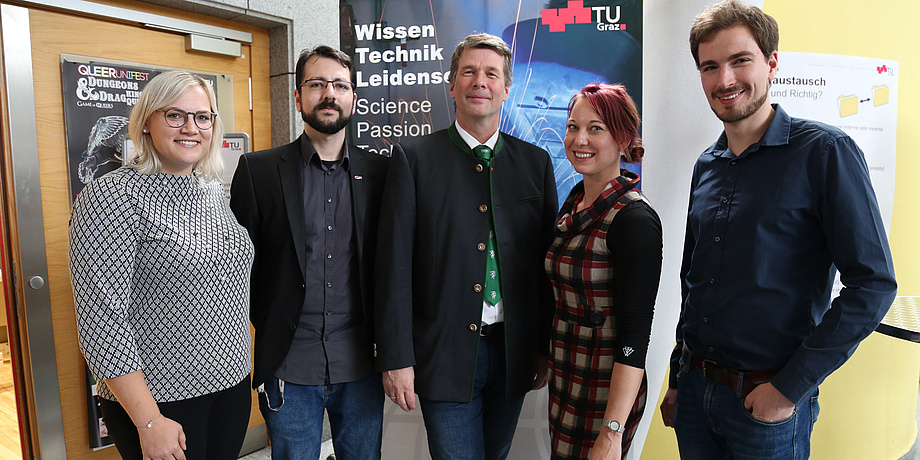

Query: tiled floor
[[241, 401, 920, 460], [241, 438, 334, 459]]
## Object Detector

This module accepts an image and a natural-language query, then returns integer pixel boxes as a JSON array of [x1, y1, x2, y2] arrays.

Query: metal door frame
[[1, 4, 65, 458], [0, 2, 258, 457]]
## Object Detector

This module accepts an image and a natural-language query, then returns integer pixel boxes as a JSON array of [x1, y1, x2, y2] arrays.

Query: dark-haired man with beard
[[231, 45, 389, 459]]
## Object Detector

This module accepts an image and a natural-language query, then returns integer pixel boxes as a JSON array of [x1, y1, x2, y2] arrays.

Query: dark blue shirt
[[670, 104, 897, 405], [274, 136, 370, 385]]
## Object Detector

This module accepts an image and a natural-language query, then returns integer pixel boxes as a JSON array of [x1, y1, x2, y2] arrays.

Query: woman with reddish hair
[[545, 84, 662, 460]]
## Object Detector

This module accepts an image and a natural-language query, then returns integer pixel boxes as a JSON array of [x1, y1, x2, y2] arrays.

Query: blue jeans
[[258, 372, 384, 460], [419, 332, 527, 460], [674, 363, 819, 460]]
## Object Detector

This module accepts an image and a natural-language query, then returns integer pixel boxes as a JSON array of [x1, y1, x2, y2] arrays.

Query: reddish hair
[[568, 84, 644, 163]]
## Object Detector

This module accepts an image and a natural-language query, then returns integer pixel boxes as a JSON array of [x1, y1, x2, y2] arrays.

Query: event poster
[[770, 52, 899, 299], [770, 52, 898, 231], [342, 1, 642, 458], [342, 0, 643, 202], [61, 57, 220, 201]]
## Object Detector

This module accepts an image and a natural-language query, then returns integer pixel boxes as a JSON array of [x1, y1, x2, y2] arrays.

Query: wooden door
[[3, 1, 271, 458]]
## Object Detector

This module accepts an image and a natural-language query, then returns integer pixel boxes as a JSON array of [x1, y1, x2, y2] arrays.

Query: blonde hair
[[127, 70, 224, 180]]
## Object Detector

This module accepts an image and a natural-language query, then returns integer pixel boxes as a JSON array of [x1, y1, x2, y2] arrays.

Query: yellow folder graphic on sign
[[838, 94, 858, 117], [873, 85, 889, 106]]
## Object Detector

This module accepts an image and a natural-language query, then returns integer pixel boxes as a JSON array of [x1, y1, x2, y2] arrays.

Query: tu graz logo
[[541, 1, 624, 33]]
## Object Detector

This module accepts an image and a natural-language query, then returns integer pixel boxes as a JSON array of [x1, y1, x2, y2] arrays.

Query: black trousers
[[100, 376, 251, 459]]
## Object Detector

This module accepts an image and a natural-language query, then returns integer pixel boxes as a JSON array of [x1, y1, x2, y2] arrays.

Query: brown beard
[[302, 100, 351, 134], [712, 82, 769, 124]]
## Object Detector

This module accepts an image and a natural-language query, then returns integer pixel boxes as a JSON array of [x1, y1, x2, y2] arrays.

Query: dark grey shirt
[[274, 136, 371, 385]]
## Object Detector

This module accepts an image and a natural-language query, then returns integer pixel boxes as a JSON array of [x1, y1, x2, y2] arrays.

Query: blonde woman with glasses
[[69, 70, 253, 460]]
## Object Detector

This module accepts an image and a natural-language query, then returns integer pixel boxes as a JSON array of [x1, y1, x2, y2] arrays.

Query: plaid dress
[[545, 172, 657, 459]]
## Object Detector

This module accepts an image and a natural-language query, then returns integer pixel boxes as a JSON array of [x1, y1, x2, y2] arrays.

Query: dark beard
[[712, 84, 768, 123], [301, 100, 351, 134]]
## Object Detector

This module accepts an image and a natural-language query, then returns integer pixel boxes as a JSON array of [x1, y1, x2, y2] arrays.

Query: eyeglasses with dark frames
[[157, 108, 217, 130], [299, 79, 354, 94]]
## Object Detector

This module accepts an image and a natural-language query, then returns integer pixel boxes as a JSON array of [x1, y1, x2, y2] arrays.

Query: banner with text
[[770, 51, 897, 230], [771, 51, 898, 299], [341, 1, 642, 458], [342, 0, 643, 201]]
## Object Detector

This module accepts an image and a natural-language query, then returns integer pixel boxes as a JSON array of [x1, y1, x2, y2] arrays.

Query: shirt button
[[475, 164, 484, 172], [721, 197, 728, 204], [479, 205, 488, 212], [326, 282, 332, 287], [477, 243, 486, 251], [327, 198, 333, 203], [709, 278, 716, 284], [703, 317, 709, 323], [327, 253, 333, 259], [473, 283, 483, 293], [708, 347, 714, 352], [468, 324, 478, 332], [714, 236, 721, 242], [730, 160, 737, 166], [289, 324, 296, 331], [327, 225, 333, 231]]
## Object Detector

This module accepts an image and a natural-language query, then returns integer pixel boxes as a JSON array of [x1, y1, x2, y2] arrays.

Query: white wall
[[633, 1, 763, 457]]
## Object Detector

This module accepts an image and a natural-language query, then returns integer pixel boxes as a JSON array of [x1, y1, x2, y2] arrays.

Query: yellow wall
[[643, 2, 920, 459]]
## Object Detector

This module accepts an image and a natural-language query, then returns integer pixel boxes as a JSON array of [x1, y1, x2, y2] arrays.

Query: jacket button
[[289, 324, 296, 331], [469, 324, 478, 332], [477, 243, 486, 251], [591, 311, 604, 326], [475, 164, 484, 172], [473, 284, 483, 292], [479, 204, 488, 212]]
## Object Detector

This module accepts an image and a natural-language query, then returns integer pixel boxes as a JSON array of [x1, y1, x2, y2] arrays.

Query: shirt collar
[[300, 134, 350, 170], [712, 103, 792, 159], [455, 122, 499, 151]]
